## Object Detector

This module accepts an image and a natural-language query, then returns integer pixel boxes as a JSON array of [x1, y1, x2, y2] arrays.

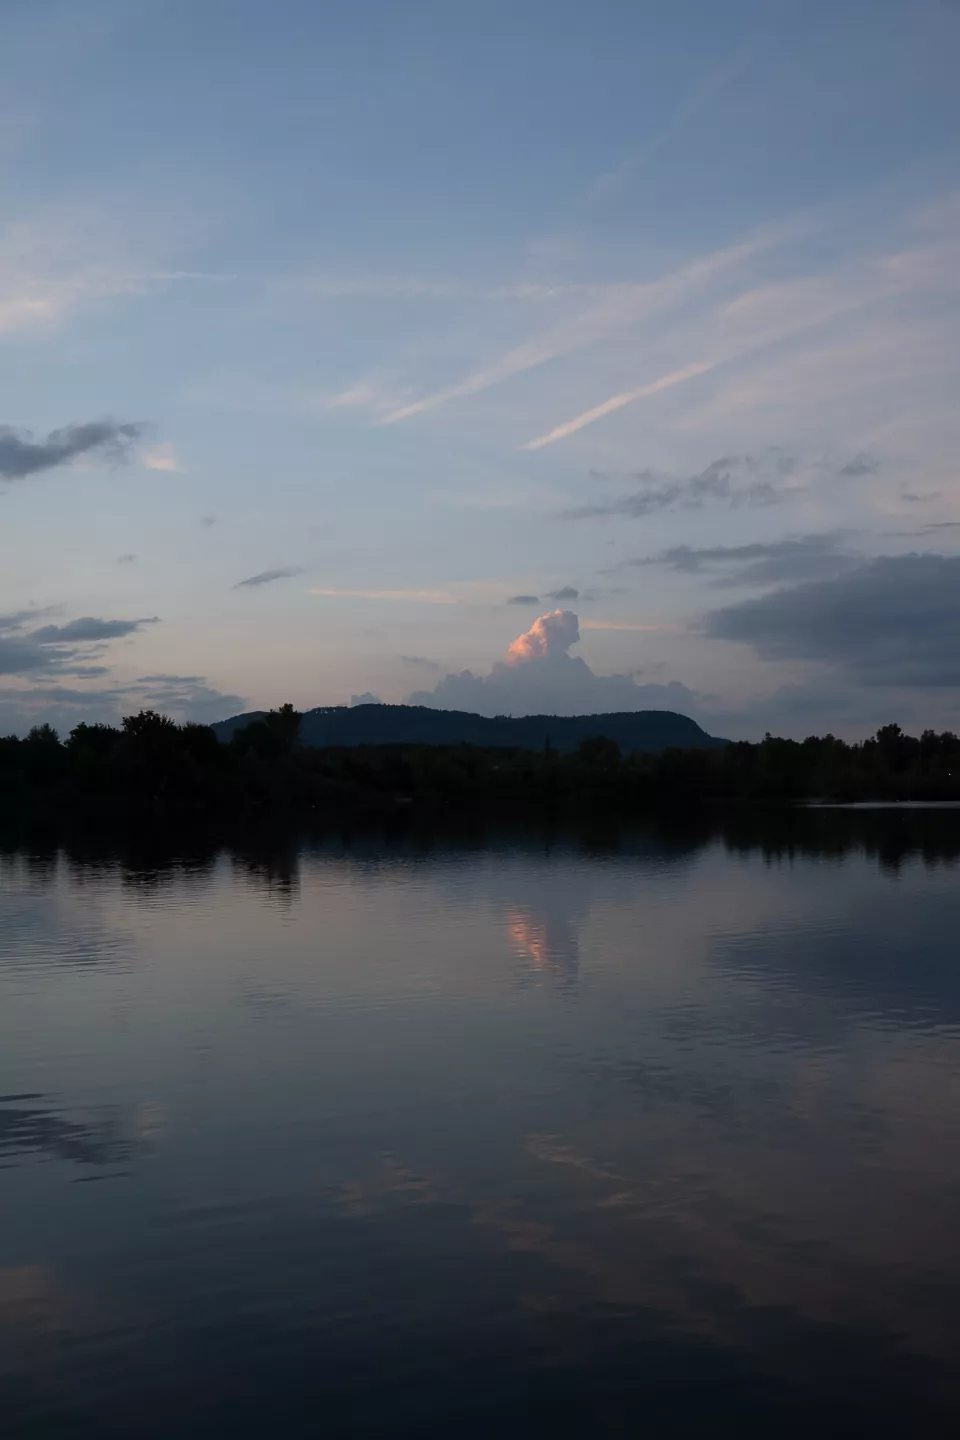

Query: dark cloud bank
[[704, 553, 960, 687], [0, 420, 145, 480]]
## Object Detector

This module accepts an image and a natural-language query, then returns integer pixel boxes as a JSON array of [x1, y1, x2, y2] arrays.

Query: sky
[[2, 0, 960, 739]]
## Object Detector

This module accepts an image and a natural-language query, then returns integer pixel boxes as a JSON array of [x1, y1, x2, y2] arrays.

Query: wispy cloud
[[141, 441, 180, 472], [0, 419, 145, 480], [133, 673, 245, 723], [507, 593, 540, 605], [519, 224, 958, 451], [579, 620, 678, 632], [631, 532, 860, 587], [317, 190, 959, 473], [0, 610, 159, 680], [234, 566, 303, 590], [0, 606, 63, 633], [0, 210, 230, 337], [320, 377, 414, 422], [839, 456, 878, 477], [588, 47, 754, 203], [379, 233, 771, 426], [309, 587, 458, 604], [563, 454, 792, 520], [0, 671, 243, 735], [31, 617, 158, 643], [522, 360, 718, 451], [294, 275, 580, 301], [397, 193, 952, 455]]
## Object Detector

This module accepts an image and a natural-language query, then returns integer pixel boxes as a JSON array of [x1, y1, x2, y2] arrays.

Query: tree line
[[2, 708, 960, 818]]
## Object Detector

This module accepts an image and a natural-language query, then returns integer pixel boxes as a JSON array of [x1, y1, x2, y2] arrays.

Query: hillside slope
[[212, 703, 726, 753]]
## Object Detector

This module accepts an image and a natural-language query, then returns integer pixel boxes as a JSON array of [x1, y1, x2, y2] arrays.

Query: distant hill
[[212, 703, 727, 753]]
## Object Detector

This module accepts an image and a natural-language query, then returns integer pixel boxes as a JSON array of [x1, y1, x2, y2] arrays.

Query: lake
[[1, 812, 959, 1436]]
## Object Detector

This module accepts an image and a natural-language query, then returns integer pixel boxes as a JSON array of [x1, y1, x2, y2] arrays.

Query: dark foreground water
[[1, 814, 959, 1437]]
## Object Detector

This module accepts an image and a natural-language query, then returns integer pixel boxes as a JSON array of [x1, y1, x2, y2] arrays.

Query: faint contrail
[[378, 236, 765, 427], [521, 359, 718, 451], [309, 587, 458, 604]]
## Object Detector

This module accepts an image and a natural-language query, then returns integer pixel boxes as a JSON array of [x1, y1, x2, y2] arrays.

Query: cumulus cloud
[[410, 609, 703, 718], [548, 586, 579, 601], [507, 594, 540, 606], [0, 420, 145, 480], [350, 691, 382, 706], [703, 553, 960, 686], [400, 654, 440, 670], [505, 609, 580, 663], [632, 533, 860, 588], [233, 566, 303, 590], [562, 455, 791, 520]]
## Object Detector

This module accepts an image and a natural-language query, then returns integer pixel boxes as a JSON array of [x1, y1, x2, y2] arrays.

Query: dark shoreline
[[5, 797, 960, 877]]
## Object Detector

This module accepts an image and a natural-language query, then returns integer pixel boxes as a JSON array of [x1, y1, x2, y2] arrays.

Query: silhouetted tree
[[265, 704, 302, 747], [577, 735, 621, 767], [3, 708, 960, 817], [68, 722, 121, 756], [122, 710, 179, 741]]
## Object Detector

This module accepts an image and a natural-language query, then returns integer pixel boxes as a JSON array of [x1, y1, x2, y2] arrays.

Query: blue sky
[[2, 0, 959, 737]]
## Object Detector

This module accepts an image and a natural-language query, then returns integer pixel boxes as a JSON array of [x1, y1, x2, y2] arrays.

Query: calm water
[[1, 815, 959, 1437]]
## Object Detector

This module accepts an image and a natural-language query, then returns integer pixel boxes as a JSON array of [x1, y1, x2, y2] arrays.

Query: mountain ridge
[[211, 703, 727, 753]]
